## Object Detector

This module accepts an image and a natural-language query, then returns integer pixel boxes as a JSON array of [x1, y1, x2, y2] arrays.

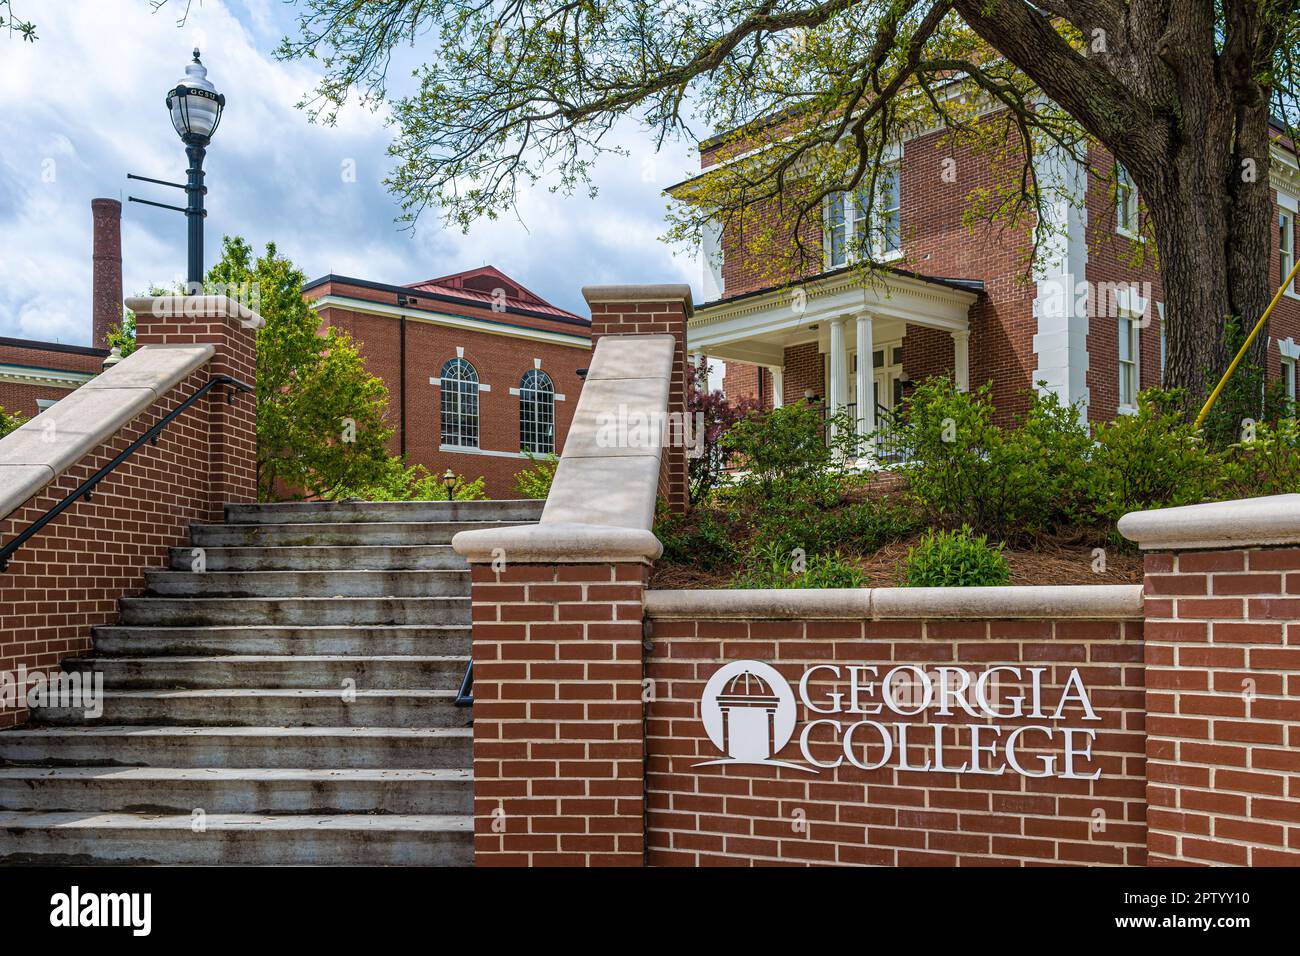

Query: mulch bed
[[649, 527, 1143, 590]]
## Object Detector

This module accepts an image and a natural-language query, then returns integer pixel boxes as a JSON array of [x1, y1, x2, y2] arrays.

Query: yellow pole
[[1194, 254, 1300, 429]]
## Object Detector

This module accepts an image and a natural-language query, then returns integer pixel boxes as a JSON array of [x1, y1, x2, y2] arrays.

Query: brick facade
[[1141, 546, 1300, 866], [305, 269, 590, 498], [0, 339, 107, 421], [0, 301, 256, 729], [701, 117, 1300, 425]]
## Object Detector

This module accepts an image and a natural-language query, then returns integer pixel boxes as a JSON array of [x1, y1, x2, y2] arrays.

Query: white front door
[[872, 342, 905, 414]]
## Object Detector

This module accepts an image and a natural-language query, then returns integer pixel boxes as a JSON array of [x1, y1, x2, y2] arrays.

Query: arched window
[[440, 357, 479, 448], [519, 369, 555, 455]]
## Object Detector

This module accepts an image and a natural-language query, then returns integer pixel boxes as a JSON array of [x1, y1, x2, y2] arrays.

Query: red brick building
[[303, 267, 590, 497], [679, 114, 1300, 432]]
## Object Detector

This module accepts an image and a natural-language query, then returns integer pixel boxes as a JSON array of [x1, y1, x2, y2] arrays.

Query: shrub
[[655, 505, 738, 571], [686, 363, 757, 505], [721, 400, 861, 504], [1221, 418, 1300, 497], [1088, 388, 1221, 525], [335, 457, 488, 501], [0, 403, 26, 439], [730, 541, 865, 589], [513, 453, 558, 499], [898, 377, 1092, 540], [901, 526, 1010, 587]]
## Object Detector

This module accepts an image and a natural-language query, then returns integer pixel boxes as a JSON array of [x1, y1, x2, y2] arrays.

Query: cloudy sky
[[0, 0, 702, 346]]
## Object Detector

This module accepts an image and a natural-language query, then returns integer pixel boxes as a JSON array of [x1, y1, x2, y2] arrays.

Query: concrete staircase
[[0, 499, 541, 865]]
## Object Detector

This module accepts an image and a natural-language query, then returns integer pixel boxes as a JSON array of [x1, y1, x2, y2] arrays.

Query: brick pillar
[[1124, 498, 1300, 866], [129, 295, 260, 514], [90, 198, 122, 350], [583, 285, 691, 514], [467, 556, 650, 866]]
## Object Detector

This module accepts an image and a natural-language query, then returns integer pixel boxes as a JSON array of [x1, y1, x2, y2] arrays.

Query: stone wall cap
[[1118, 494, 1300, 550], [125, 294, 265, 328], [644, 585, 1143, 620], [0, 343, 214, 522], [582, 284, 694, 316], [452, 521, 663, 564]]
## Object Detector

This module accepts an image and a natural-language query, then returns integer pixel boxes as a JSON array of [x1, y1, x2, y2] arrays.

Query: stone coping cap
[[0, 343, 214, 521], [452, 521, 662, 564], [582, 284, 694, 316], [643, 584, 1143, 620], [1118, 493, 1300, 550], [125, 294, 265, 328]]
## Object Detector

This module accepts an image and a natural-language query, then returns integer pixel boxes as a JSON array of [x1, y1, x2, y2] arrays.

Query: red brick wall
[[645, 615, 1147, 866], [1142, 546, 1300, 865], [782, 343, 824, 404], [0, 341, 106, 420], [0, 304, 256, 728], [318, 304, 587, 498], [470, 561, 649, 865]]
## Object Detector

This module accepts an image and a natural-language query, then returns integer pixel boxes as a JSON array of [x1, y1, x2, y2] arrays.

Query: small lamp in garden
[[442, 468, 458, 501]]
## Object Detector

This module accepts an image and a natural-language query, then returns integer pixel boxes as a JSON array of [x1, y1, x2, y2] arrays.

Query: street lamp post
[[128, 49, 225, 288]]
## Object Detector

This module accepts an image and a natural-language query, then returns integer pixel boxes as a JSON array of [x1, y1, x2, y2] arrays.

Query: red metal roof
[[405, 265, 583, 321]]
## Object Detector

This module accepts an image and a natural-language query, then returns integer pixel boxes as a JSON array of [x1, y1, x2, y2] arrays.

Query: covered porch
[[688, 267, 981, 446]]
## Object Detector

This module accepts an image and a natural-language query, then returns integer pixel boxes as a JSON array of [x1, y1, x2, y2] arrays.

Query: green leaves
[[206, 236, 396, 501], [902, 525, 1009, 587]]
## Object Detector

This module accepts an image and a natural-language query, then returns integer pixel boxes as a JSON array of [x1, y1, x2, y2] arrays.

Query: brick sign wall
[[645, 615, 1147, 866]]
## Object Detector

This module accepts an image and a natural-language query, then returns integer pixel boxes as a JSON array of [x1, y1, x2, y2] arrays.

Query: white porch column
[[952, 330, 970, 392], [770, 366, 784, 408], [828, 317, 848, 438], [855, 313, 875, 437]]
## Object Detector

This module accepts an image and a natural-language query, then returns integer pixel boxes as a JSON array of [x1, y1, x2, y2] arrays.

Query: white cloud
[[0, 0, 703, 344]]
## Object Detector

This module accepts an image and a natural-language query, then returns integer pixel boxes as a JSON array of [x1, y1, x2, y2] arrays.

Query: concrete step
[[118, 596, 470, 626], [62, 655, 469, 690], [0, 812, 473, 865], [191, 520, 524, 547], [144, 569, 470, 598], [0, 767, 472, 815], [226, 499, 543, 525], [30, 689, 472, 728], [168, 545, 466, 572], [0, 726, 472, 769], [91, 625, 471, 657]]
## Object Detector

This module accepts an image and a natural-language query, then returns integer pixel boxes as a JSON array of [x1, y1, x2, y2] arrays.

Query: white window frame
[[1118, 309, 1141, 413], [438, 357, 481, 450], [825, 160, 902, 268], [1115, 163, 1139, 238], [518, 368, 556, 455], [1282, 356, 1297, 405], [1281, 209, 1295, 294]]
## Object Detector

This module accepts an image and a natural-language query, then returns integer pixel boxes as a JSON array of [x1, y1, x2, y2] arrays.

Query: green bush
[[902, 526, 1010, 587], [0, 403, 26, 439], [898, 377, 1092, 540], [513, 453, 558, 499], [1088, 388, 1221, 525], [1221, 418, 1300, 497], [730, 541, 865, 589], [721, 400, 861, 503], [655, 505, 738, 571], [335, 458, 488, 501]]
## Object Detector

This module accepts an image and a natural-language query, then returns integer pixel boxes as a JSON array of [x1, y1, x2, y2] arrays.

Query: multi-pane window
[[439, 357, 479, 448], [1119, 312, 1140, 409], [826, 163, 901, 267], [1116, 163, 1139, 236], [1280, 211, 1294, 289], [1282, 357, 1297, 405], [519, 369, 555, 455]]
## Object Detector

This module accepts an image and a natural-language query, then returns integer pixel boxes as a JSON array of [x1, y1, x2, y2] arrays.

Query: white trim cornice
[[312, 294, 591, 349]]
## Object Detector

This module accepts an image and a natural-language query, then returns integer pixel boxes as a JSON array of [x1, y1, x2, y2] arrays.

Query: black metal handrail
[[0, 374, 253, 572], [455, 660, 473, 706]]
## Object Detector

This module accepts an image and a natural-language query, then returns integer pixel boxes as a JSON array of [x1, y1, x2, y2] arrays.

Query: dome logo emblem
[[694, 660, 814, 773]]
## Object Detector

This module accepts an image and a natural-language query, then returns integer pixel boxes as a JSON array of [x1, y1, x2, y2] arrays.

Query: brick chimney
[[91, 198, 123, 349]]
